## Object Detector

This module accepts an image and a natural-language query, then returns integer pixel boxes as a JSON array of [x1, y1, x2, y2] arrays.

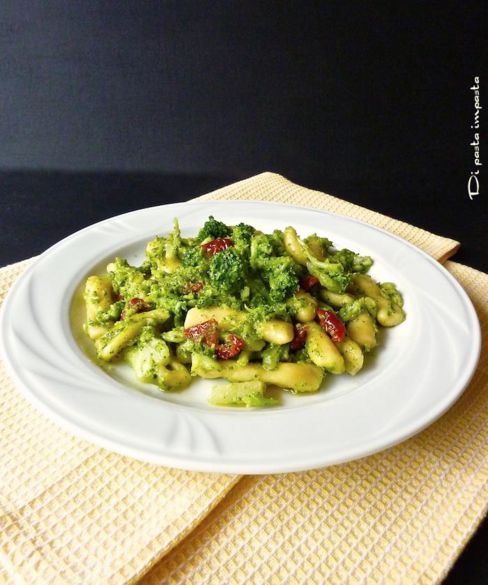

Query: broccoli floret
[[150, 266, 204, 298], [248, 233, 300, 302], [269, 230, 287, 255], [196, 288, 243, 310], [181, 245, 206, 268], [305, 255, 350, 293], [146, 219, 182, 261], [380, 282, 404, 308], [250, 233, 274, 269], [262, 343, 289, 370], [352, 254, 373, 274], [95, 300, 124, 323], [245, 277, 270, 308], [107, 257, 149, 299], [196, 216, 231, 242], [145, 236, 165, 260], [299, 236, 350, 293], [166, 218, 182, 255], [329, 249, 356, 271], [330, 248, 373, 274], [248, 302, 290, 321], [231, 223, 256, 254], [139, 260, 152, 277], [261, 256, 300, 302], [208, 247, 247, 293]]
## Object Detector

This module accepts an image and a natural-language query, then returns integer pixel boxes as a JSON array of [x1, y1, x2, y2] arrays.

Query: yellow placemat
[[0, 172, 481, 585]]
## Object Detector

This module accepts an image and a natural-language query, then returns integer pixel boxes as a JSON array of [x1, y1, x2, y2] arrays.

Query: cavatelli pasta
[[83, 216, 406, 406]]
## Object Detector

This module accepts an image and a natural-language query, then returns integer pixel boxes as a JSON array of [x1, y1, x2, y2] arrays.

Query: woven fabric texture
[[0, 172, 484, 585]]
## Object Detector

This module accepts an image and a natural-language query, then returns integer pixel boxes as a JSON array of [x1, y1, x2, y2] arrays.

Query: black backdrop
[[0, 2, 486, 582], [0, 1, 486, 269]]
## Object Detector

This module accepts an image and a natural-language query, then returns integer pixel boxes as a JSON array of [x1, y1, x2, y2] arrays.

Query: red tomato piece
[[215, 334, 245, 360], [201, 238, 234, 256], [316, 308, 346, 343], [290, 325, 307, 351], [121, 297, 150, 319], [300, 275, 320, 291], [184, 319, 219, 347], [182, 282, 204, 294], [129, 297, 146, 307]]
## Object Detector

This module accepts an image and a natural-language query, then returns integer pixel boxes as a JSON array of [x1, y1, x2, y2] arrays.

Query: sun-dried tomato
[[184, 319, 219, 347], [316, 308, 346, 343], [215, 334, 245, 360], [121, 297, 150, 320], [300, 275, 320, 291], [129, 297, 146, 307], [182, 281, 204, 294], [290, 324, 307, 351], [201, 238, 234, 256]]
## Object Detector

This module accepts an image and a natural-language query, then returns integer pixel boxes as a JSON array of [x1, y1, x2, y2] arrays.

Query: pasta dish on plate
[[83, 216, 406, 407]]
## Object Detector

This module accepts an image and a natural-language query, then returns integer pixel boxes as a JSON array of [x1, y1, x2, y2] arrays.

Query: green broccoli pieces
[[269, 229, 287, 255], [209, 247, 247, 293], [380, 282, 404, 308], [305, 255, 350, 293], [107, 257, 149, 299], [262, 343, 290, 370], [330, 248, 373, 274], [263, 256, 300, 302], [197, 216, 231, 242], [248, 233, 300, 302], [95, 300, 124, 323], [339, 296, 377, 322], [250, 233, 274, 269], [299, 234, 372, 293], [352, 254, 374, 274], [231, 223, 256, 254], [181, 245, 206, 268]]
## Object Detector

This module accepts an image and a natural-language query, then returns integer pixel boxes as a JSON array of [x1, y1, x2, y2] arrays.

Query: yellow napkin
[[0, 172, 484, 585]]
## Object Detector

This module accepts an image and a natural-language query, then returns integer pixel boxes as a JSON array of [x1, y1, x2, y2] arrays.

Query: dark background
[[0, 1, 486, 270], [0, 2, 486, 582]]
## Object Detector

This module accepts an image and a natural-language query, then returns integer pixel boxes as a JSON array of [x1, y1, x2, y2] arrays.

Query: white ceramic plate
[[0, 202, 481, 473]]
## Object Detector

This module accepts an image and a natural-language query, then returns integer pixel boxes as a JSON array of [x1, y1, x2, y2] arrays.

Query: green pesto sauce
[[76, 216, 406, 406]]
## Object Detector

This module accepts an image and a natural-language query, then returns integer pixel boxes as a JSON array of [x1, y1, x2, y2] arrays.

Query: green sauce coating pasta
[[83, 216, 406, 407]]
